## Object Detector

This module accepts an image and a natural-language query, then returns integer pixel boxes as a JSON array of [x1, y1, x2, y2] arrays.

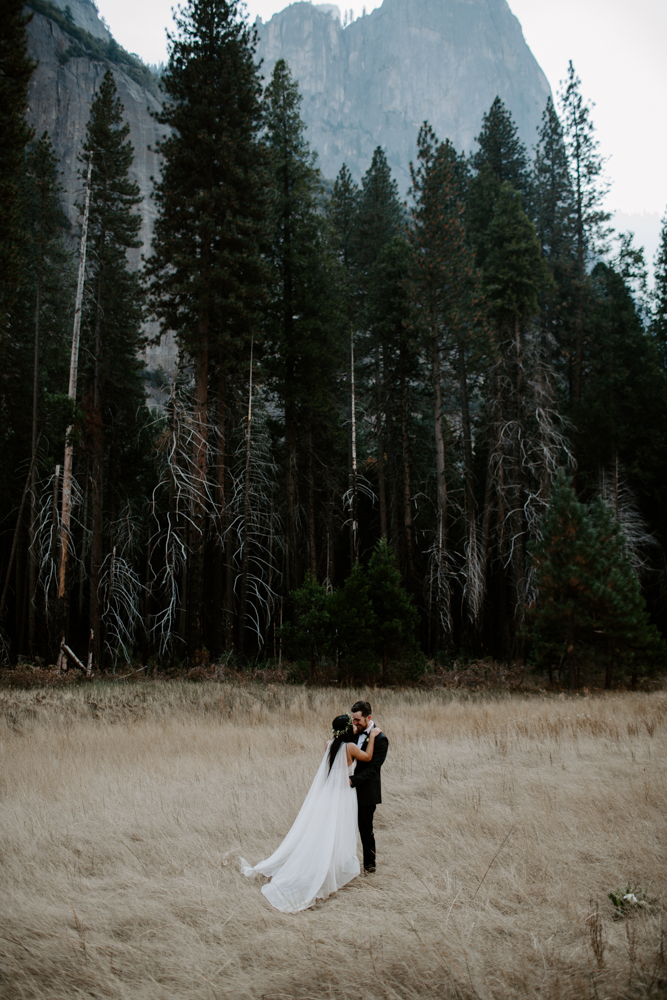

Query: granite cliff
[[255, 0, 552, 192], [24, 0, 174, 381], [24, 0, 551, 383]]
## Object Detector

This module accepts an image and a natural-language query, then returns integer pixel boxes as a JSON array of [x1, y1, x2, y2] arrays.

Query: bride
[[240, 713, 380, 913]]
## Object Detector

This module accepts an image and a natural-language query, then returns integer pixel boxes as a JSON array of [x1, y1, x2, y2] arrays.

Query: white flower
[[623, 893, 638, 904]]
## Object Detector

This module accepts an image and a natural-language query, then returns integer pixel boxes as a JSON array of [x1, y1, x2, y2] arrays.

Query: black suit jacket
[[350, 732, 388, 805]]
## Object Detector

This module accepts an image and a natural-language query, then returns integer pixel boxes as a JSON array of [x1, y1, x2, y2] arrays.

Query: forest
[[1, 0, 667, 686]]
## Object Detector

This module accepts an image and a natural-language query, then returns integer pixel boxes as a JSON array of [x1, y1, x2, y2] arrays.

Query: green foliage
[[608, 884, 651, 919], [148, 0, 266, 359], [26, 0, 158, 93], [79, 68, 147, 472], [527, 471, 666, 686], [558, 61, 611, 262], [0, 0, 36, 323], [280, 574, 331, 672], [366, 539, 420, 675], [283, 543, 420, 682], [467, 97, 528, 266], [482, 182, 553, 329], [651, 211, 667, 364]]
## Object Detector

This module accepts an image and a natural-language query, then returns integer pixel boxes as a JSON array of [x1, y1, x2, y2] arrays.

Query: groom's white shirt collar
[[357, 719, 374, 747]]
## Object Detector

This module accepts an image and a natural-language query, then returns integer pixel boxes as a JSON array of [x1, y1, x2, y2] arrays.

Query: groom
[[349, 700, 389, 874]]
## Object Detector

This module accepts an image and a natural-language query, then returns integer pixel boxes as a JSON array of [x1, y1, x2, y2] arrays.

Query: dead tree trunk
[[28, 279, 41, 654], [57, 158, 93, 619], [238, 339, 253, 655], [190, 324, 209, 653]]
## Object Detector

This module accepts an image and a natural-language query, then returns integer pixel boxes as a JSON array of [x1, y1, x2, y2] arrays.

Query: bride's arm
[[348, 727, 380, 762]]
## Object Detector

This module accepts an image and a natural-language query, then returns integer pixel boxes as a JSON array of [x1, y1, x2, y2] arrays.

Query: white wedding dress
[[240, 741, 360, 912]]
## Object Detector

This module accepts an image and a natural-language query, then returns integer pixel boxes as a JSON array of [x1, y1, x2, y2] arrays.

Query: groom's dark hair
[[351, 700, 372, 717]]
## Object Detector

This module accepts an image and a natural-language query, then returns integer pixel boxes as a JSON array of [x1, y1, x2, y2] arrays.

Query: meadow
[[0, 681, 665, 999]]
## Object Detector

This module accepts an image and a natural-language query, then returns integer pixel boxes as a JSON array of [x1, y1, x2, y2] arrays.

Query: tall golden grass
[[0, 682, 665, 999]]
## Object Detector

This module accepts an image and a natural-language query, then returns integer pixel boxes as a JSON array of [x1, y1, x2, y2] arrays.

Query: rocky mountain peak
[[255, 0, 551, 192]]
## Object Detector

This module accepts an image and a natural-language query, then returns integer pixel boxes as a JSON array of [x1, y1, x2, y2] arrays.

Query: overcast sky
[[96, 0, 666, 254]]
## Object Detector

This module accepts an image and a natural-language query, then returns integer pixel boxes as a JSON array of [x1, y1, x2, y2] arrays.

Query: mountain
[[255, 0, 552, 192], [23, 0, 551, 388], [24, 0, 175, 387]]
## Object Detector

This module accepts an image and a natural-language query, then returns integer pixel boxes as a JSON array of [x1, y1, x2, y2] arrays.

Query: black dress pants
[[357, 802, 376, 871]]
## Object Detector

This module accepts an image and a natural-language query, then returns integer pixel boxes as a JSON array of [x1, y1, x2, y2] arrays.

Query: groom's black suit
[[350, 730, 389, 872]]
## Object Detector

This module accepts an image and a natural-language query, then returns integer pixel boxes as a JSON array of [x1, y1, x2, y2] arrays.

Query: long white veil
[[240, 740, 359, 912]]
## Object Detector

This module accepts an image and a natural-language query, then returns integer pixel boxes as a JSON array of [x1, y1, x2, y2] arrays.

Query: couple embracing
[[241, 701, 389, 913]]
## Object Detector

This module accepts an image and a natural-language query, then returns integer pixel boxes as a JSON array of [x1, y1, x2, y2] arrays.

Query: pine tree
[[79, 69, 146, 668], [528, 471, 665, 687], [651, 210, 667, 365], [481, 183, 563, 654], [24, 134, 72, 654], [280, 573, 330, 677], [0, 0, 35, 327], [366, 539, 419, 682], [409, 124, 488, 644], [531, 96, 577, 387], [559, 61, 611, 404], [354, 147, 404, 543], [147, 0, 266, 655], [264, 59, 344, 596], [368, 236, 419, 584], [328, 561, 376, 681], [468, 97, 529, 266]]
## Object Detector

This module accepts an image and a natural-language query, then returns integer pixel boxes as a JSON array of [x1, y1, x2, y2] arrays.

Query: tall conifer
[[79, 70, 146, 668], [264, 59, 344, 595], [147, 0, 266, 654], [559, 61, 611, 404], [0, 0, 35, 326]]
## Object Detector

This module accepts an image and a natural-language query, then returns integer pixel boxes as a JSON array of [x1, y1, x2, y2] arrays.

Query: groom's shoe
[[364, 865, 376, 875]]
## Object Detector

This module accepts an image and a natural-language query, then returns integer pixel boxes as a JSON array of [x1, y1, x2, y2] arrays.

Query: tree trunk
[[349, 329, 360, 560], [89, 275, 104, 672], [58, 158, 92, 610], [190, 324, 209, 653], [375, 344, 388, 543], [431, 323, 451, 645], [399, 341, 415, 583], [307, 413, 317, 578], [238, 339, 253, 656], [28, 278, 40, 654], [458, 341, 479, 635]]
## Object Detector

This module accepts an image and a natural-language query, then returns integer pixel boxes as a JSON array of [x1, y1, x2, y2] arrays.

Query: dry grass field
[[0, 682, 666, 1000]]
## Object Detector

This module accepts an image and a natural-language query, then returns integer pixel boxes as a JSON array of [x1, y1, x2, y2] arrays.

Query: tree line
[[1, 0, 666, 684]]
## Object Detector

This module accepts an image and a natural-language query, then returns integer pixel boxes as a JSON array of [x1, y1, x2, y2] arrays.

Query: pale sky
[[96, 0, 666, 252]]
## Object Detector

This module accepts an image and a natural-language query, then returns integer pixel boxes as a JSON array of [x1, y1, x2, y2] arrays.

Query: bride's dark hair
[[328, 713, 354, 772]]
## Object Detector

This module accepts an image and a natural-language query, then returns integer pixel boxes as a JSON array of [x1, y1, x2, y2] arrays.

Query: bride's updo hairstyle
[[328, 713, 354, 773]]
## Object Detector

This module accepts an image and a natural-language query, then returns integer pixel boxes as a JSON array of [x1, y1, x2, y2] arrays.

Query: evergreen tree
[[528, 471, 665, 687], [328, 164, 361, 564], [368, 236, 421, 584], [408, 124, 483, 645], [263, 59, 344, 595], [24, 134, 72, 654], [531, 97, 577, 389], [79, 69, 146, 668], [0, 0, 35, 326], [481, 183, 559, 654], [651, 210, 667, 365], [558, 61, 611, 404], [468, 97, 529, 266], [366, 539, 419, 681], [147, 0, 266, 654], [354, 147, 404, 546], [280, 573, 330, 677], [576, 260, 667, 541], [328, 561, 376, 681]]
